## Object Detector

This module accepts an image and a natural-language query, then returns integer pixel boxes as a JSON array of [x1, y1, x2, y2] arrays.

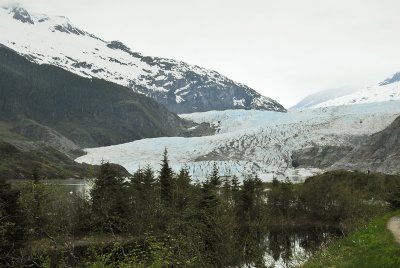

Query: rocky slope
[[0, 4, 285, 114], [330, 115, 400, 174]]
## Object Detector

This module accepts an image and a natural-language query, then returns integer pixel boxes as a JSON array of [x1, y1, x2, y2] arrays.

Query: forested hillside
[[0, 45, 188, 148]]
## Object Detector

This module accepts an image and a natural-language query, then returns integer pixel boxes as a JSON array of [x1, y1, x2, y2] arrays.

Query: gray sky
[[3, 0, 400, 107]]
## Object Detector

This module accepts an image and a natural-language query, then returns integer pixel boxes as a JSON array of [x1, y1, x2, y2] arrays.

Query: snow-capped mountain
[[379, 72, 400, 86], [311, 73, 400, 108], [76, 101, 400, 181], [0, 4, 285, 113], [291, 87, 359, 109]]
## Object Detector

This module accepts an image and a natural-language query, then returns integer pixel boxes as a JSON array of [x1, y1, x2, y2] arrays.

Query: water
[[264, 228, 340, 267], [8, 178, 92, 194]]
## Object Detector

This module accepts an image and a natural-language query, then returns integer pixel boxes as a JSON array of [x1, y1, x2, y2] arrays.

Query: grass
[[302, 211, 400, 268]]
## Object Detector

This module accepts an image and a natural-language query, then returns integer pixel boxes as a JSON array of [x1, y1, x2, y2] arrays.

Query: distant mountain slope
[[379, 72, 400, 86], [312, 73, 400, 108], [291, 87, 359, 109], [0, 138, 89, 180], [331, 115, 400, 174], [0, 137, 130, 180], [0, 4, 285, 113], [0, 45, 188, 148]]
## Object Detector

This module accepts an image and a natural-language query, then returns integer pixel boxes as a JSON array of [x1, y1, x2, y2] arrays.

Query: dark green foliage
[[0, 46, 186, 148], [266, 170, 400, 227], [91, 162, 129, 233], [0, 139, 95, 180], [3, 162, 399, 267], [195, 178, 225, 266], [209, 162, 221, 187], [0, 179, 24, 261], [267, 178, 295, 219], [159, 148, 173, 206], [175, 166, 191, 211], [237, 174, 267, 265], [388, 185, 400, 209]]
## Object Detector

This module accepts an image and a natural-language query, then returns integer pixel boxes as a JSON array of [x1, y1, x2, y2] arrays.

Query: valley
[[1, 2, 400, 268]]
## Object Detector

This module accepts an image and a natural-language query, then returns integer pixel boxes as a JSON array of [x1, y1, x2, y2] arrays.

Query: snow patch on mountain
[[291, 87, 360, 109], [0, 4, 285, 113], [314, 81, 400, 108], [76, 101, 400, 182]]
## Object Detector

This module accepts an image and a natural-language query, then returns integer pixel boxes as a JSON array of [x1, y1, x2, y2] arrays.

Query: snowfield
[[313, 81, 400, 108], [76, 101, 400, 181]]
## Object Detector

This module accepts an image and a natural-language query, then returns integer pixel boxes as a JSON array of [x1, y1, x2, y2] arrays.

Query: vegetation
[[1, 152, 399, 267], [0, 139, 95, 180], [265, 170, 400, 229], [0, 45, 187, 148], [0, 152, 269, 267], [302, 211, 400, 268]]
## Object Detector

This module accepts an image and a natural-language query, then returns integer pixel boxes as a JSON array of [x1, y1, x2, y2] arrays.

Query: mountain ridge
[[291, 87, 360, 109], [0, 4, 286, 113]]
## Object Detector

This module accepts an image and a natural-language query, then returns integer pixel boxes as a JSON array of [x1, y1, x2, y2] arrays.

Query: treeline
[[267, 170, 400, 228], [1, 153, 400, 267], [0, 150, 268, 267]]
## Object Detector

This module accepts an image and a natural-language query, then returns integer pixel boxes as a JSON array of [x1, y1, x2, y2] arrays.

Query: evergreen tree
[[0, 179, 24, 262], [175, 166, 191, 211], [91, 162, 128, 233], [143, 165, 156, 192], [267, 178, 294, 219], [196, 179, 223, 266], [237, 174, 267, 265], [231, 175, 240, 206], [209, 162, 221, 187], [159, 148, 174, 206]]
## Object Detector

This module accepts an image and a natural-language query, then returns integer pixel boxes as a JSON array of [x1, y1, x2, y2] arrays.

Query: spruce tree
[[209, 162, 221, 187], [175, 166, 191, 211], [91, 162, 128, 233], [159, 148, 173, 205], [197, 179, 223, 266], [143, 165, 156, 191]]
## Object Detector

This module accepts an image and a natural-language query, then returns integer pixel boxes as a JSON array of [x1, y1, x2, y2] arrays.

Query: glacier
[[76, 101, 400, 181]]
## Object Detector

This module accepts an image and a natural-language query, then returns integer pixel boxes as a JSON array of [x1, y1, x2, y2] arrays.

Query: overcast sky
[[3, 0, 400, 107]]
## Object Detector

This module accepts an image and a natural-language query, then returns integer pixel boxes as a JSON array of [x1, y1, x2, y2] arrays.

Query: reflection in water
[[264, 228, 340, 268], [8, 179, 92, 195]]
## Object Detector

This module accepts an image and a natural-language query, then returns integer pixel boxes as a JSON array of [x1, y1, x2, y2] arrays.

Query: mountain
[[0, 45, 189, 148], [0, 138, 88, 180], [0, 4, 285, 114], [0, 44, 195, 178], [291, 87, 359, 109], [0, 45, 190, 149], [76, 101, 400, 181], [330, 115, 400, 174], [311, 73, 400, 108], [0, 137, 131, 180], [379, 72, 400, 86]]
